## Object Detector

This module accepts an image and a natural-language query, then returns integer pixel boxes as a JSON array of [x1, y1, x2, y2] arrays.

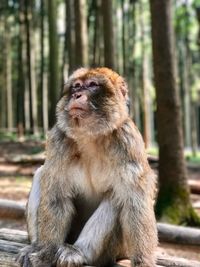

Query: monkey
[[17, 67, 157, 267]]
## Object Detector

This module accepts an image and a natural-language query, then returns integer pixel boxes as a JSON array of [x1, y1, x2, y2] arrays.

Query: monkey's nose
[[73, 92, 83, 99]]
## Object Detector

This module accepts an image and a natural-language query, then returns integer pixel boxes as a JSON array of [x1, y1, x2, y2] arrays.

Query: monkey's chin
[[68, 108, 88, 119]]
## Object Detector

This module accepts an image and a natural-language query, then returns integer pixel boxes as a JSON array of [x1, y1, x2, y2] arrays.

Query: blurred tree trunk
[[150, 0, 200, 225], [4, 17, 13, 132], [40, 0, 48, 134], [140, 1, 151, 148], [17, 0, 26, 138], [74, 0, 88, 67], [65, 0, 75, 74], [195, 5, 200, 51], [121, 0, 126, 76], [48, 0, 59, 127], [92, 0, 101, 66], [129, 2, 141, 128], [184, 1, 198, 156], [101, 0, 115, 69], [25, 0, 38, 135]]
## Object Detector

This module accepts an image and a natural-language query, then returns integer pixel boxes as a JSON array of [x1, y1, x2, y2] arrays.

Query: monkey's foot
[[56, 245, 86, 267], [16, 244, 58, 267], [16, 244, 38, 267], [132, 256, 156, 267]]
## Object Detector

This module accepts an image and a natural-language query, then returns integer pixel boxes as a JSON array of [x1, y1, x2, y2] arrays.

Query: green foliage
[[0, 132, 17, 141]]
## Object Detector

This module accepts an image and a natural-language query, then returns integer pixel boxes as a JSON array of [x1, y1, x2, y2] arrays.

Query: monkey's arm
[[57, 198, 118, 266]]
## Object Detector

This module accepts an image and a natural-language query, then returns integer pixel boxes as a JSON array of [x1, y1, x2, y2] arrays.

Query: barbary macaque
[[17, 68, 157, 267]]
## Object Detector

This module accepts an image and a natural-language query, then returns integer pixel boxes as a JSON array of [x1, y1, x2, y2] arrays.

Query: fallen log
[[157, 223, 200, 246], [0, 229, 200, 267], [156, 254, 200, 267], [0, 199, 25, 220], [188, 179, 200, 194], [6, 153, 45, 164]]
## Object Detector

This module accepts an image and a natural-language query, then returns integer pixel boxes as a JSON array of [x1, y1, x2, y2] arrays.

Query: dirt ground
[[0, 141, 200, 262]]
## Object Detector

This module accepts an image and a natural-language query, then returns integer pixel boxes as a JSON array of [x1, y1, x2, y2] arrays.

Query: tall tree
[[40, 0, 48, 133], [74, 0, 88, 67], [4, 10, 13, 131], [92, 0, 101, 67], [139, 1, 151, 148], [65, 0, 76, 74], [150, 0, 199, 224], [25, 0, 38, 135], [17, 0, 26, 138], [48, 0, 59, 127], [101, 0, 115, 69]]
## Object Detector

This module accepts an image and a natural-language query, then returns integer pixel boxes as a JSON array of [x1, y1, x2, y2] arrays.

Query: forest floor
[[0, 140, 200, 262]]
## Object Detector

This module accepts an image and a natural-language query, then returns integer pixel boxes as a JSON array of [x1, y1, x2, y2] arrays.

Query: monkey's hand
[[56, 244, 87, 267]]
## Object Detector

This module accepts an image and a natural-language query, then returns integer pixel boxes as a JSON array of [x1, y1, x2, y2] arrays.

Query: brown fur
[[17, 68, 157, 267]]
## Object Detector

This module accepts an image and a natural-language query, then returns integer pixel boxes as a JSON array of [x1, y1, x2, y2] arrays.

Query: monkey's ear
[[119, 79, 128, 99]]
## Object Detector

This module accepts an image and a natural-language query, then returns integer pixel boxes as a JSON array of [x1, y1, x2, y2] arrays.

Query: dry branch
[[157, 223, 200, 246], [0, 229, 200, 267], [156, 254, 200, 267], [0, 199, 25, 220], [188, 180, 200, 194], [6, 153, 45, 164]]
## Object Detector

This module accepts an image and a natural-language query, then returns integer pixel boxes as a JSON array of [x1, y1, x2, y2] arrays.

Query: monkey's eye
[[88, 81, 99, 88], [74, 82, 82, 88]]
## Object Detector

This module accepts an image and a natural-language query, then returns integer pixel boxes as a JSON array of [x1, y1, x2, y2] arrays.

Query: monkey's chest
[[79, 159, 114, 195]]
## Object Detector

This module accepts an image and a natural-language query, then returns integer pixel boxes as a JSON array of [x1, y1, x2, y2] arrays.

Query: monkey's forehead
[[64, 67, 127, 90]]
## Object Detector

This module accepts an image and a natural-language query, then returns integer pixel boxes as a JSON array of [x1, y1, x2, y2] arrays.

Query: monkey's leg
[[57, 199, 120, 267], [121, 196, 157, 267], [17, 166, 76, 267]]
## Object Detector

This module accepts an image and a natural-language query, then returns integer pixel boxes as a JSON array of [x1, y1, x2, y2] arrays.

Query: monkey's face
[[56, 68, 129, 138]]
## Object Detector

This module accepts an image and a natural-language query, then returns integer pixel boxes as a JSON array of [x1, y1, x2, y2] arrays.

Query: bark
[[65, 0, 75, 74], [74, 0, 88, 67], [40, 1, 48, 134], [42, 73, 49, 134], [157, 223, 200, 245], [0, 200, 25, 220], [92, 0, 101, 67], [121, 0, 126, 76], [101, 0, 115, 69], [150, 0, 200, 225], [47, 0, 59, 127], [25, 0, 38, 135], [17, 0, 25, 138], [4, 18, 13, 132], [195, 6, 200, 50]]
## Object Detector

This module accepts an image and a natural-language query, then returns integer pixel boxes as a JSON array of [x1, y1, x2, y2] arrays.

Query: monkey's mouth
[[68, 107, 88, 118]]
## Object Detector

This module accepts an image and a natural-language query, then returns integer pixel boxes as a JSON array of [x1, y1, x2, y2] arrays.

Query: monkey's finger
[[23, 255, 32, 267]]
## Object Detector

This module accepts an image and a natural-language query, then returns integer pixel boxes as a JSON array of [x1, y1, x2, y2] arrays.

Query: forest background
[[0, 0, 200, 225]]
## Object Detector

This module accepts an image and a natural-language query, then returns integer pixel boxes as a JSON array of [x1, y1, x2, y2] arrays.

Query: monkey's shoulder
[[109, 119, 147, 161], [45, 126, 79, 159]]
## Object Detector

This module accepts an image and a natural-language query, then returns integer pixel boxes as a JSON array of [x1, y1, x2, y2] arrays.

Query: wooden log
[[0, 252, 18, 267], [0, 199, 25, 220], [6, 153, 45, 164], [157, 223, 200, 246], [188, 180, 200, 194], [156, 254, 200, 267], [0, 229, 200, 267], [0, 229, 28, 244]]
